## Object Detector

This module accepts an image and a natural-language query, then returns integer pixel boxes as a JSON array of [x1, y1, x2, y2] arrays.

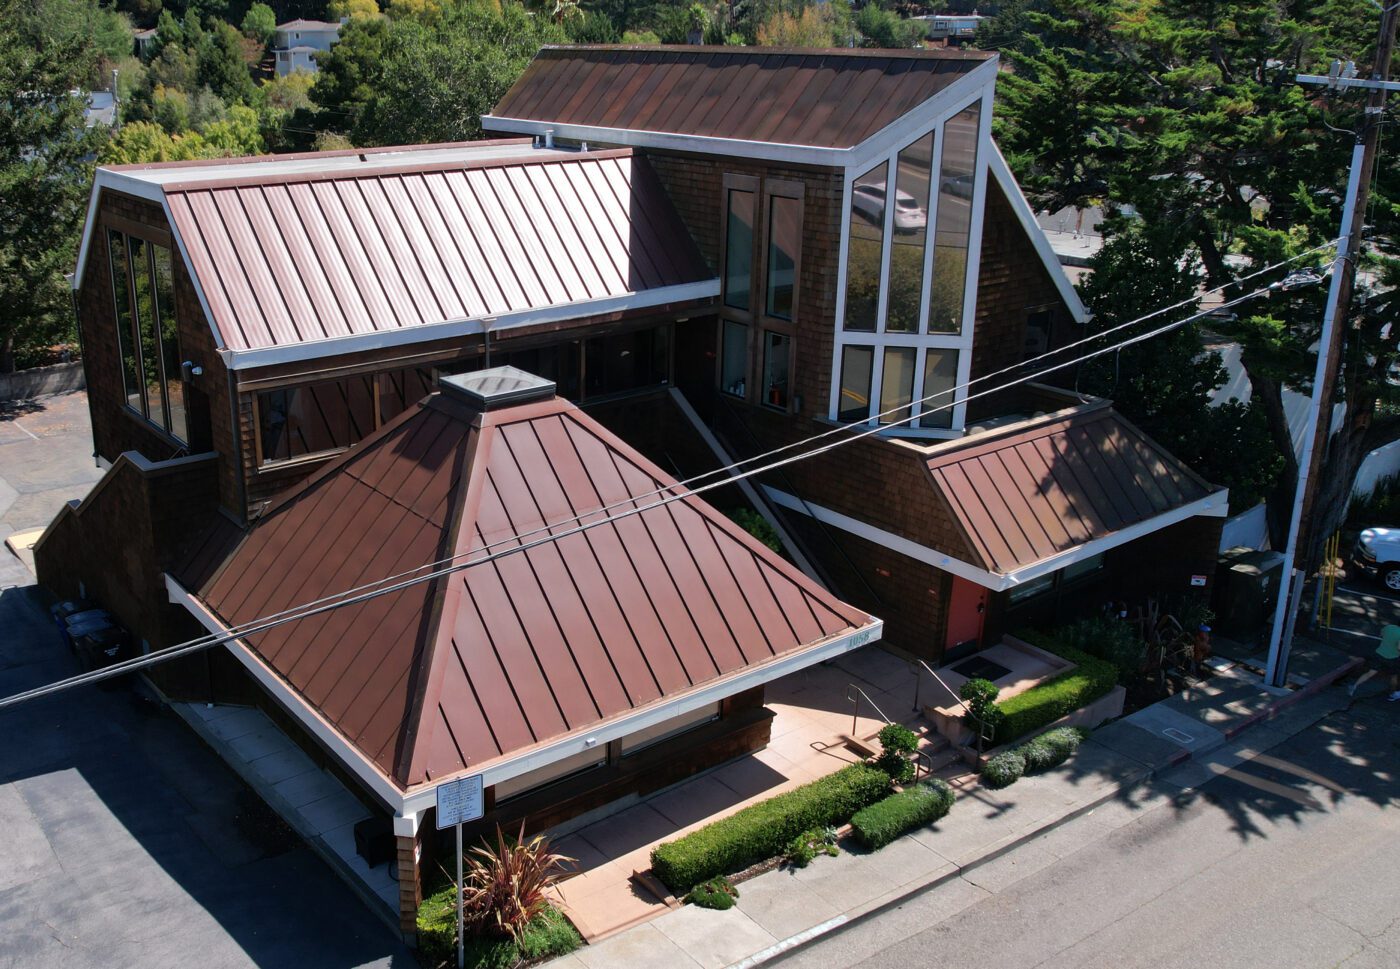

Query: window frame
[[717, 174, 760, 404], [828, 88, 992, 438], [757, 179, 803, 413]]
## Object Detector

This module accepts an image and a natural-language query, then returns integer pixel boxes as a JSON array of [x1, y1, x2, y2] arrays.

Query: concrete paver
[[650, 905, 776, 969]]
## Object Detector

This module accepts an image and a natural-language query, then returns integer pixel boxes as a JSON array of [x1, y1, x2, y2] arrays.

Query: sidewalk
[[547, 641, 1361, 969]]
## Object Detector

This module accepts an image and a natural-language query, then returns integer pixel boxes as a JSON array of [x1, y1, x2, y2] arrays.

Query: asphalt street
[[778, 696, 1400, 969]]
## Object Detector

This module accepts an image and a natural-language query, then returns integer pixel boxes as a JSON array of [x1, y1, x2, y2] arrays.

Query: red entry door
[[946, 577, 988, 654]]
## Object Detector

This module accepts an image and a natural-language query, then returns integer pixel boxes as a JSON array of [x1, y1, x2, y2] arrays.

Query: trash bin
[[354, 816, 397, 869]]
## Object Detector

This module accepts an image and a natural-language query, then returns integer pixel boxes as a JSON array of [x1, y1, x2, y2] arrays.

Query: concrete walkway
[[548, 642, 1361, 969]]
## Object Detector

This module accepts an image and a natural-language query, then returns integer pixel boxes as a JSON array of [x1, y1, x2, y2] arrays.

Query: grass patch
[[995, 631, 1118, 743], [417, 884, 580, 968], [850, 779, 955, 850], [651, 763, 891, 894], [685, 876, 740, 910]]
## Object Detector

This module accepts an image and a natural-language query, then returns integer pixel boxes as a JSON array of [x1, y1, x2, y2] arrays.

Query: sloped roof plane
[[177, 376, 878, 801]]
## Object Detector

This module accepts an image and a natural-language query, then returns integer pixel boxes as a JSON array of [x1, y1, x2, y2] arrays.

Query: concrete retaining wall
[[0, 361, 85, 401]]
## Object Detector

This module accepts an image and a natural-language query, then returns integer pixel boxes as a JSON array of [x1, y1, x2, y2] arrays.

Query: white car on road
[[851, 183, 927, 232]]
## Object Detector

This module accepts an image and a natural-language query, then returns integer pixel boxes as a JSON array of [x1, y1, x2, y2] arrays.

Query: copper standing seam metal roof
[[181, 379, 876, 791], [160, 149, 710, 353], [491, 46, 993, 148], [926, 407, 1219, 575]]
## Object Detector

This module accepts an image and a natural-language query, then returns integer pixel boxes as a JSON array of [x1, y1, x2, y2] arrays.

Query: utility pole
[[1264, 6, 1400, 688]]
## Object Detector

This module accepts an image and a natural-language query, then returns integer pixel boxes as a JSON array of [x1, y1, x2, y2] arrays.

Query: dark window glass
[[765, 196, 800, 321], [929, 103, 981, 334], [377, 367, 436, 424], [838, 345, 874, 423], [843, 163, 887, 332], [720, 321, 748, 398], [723, 189, 754, 312], [762, 331, 790, 410], [886, 133, 933, 333], [879, 346, 916, 425], [583, 325, 670, 399], [151, 245, 187, 442], [129, 237, 165, 432], [1025, 309, 1053, 360], [107, 230, 142, 414], [919, 348, 959, 429], [258, 376, 375, 464]]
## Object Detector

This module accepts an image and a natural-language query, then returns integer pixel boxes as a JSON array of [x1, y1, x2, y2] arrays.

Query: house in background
[[39, 45, 1226, 938], [272, 17, 343, 76]]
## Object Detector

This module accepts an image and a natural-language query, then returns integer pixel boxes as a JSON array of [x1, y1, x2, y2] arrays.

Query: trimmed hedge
[[1020, 726, 1088, 772], [995, 631, 1118, 743], [980, 749, 1026, 789], [651, 763, 890, 893], [851, 779, 955, 850]]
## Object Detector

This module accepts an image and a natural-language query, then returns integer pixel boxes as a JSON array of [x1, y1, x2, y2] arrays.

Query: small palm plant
[[461, 822, 575, 941]]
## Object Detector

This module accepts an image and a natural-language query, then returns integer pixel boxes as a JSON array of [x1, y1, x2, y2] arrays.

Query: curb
[[723, 657, 1360, 969]]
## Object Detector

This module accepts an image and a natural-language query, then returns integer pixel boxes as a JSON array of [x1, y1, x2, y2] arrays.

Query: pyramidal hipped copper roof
[[183, 371, 877, 792]]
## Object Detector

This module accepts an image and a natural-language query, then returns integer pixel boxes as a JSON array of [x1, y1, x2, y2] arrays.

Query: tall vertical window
[[107, 229, 188, 443], [928, 102, 981, 334], [723, 188, 755, 312], [152, 246, 187, 442], [762, 331, 790, 409], [879, 347, 916, 425], [838, 346, 874, 423], [843, 163, 887, 333], [919, 348, 958, 429], [107, 230, 142, 415], [720, 320, 749, 398], [765, 195, 800, 321], [885, 134, 934, 334]]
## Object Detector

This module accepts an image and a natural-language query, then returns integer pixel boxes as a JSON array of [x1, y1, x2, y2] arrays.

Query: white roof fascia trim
[[221, 278, 720, 370], [483, 115, 851, 167], [843, 57, 1001, 172], [72, 171, 230, 352], [165, 573, 409, 814], [400, 618, 883, 817], [763, 485, 1230, 591], [987, 144, 1091, 323]]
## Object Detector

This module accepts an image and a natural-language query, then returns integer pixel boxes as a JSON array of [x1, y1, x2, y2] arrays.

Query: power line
[[0, 263, 1324, 712]]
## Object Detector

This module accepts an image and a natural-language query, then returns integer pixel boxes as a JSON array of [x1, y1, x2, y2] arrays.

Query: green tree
[[241, 2, 277, 45], [0, 0, 108, 371], [196, 18, 254, 104], [351, 0, 565, 147], [309, 13, 390, 135], [990, 0, 1397, 566], [854, 4, 921, 48]]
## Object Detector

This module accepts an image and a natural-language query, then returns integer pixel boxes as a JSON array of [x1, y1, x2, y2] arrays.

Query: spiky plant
[[460, 822, 575, 941]]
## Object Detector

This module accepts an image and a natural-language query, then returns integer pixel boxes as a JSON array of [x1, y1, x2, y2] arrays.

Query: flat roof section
[[178, 374, 878, 796]]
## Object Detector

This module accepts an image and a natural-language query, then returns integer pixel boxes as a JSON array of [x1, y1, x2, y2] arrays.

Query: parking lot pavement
[[0, 584, 415, 968], [0, 392, 106, 584], [1313, 579, 1400, 658]]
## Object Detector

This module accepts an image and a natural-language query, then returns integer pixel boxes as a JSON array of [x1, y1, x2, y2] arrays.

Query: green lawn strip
[[416, 884, 580, 969], [849, 779, 955, 850], [651, 763, 891, 894]]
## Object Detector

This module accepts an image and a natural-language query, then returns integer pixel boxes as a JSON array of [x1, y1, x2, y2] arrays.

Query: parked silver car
[[1353, 526, 1400, 592]]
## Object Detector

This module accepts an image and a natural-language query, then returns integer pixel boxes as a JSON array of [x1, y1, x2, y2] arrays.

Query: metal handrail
[[846, 683, 894, 737], [910, 659, 995, 751], [912, 748, 933, 782]]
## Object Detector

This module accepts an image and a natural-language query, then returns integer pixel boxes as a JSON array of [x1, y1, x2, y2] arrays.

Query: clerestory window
[[106, 228, 188, 444], [831, 97, 986, 434]]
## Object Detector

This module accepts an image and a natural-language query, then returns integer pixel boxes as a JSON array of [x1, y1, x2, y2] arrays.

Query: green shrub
[[996, 632, 1118, 743], [875, 723, 919, 782], [959, 677, 1004, 742], [784, 826, 839, 868], [417, 888, 580, 968], [1060, 616, 1145, 681], [1020, 726, 1088, 772], [850, 779, 955, 850], [728, 508, 783, 554], [651, 763, 891, 893], [686, 876, 739, 910], [981, 749, 1026, 789]]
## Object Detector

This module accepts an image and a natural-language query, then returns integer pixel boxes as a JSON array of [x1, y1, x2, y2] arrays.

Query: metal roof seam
[[377, 175, 465, 323]]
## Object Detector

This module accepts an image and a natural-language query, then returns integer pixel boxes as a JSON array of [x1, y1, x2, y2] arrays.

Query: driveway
[[0, 391, 105, 587], [1315, 578, 1400, 658], [0, 392, 414, 968]]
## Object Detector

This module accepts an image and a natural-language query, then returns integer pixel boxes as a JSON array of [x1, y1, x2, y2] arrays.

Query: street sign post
[[436, 776, 484, 969]]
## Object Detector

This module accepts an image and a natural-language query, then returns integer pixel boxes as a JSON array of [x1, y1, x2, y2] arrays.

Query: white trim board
[[762, 485, 1229, 591], [164, 572, 884, 823]]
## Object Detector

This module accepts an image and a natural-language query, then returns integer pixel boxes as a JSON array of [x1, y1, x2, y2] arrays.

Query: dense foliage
[[994, 632, 1118, 743], [979, 726, 1090, 789], [650, 763, 890, 893], [850, 778, 955, 849]]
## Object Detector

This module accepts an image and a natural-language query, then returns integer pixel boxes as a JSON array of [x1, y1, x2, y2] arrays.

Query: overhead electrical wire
[[0, 241, 1339, 712]]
